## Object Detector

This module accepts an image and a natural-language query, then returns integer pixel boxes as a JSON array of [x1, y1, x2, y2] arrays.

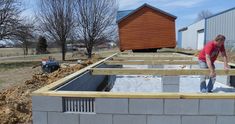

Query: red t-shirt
[[198, 41, 225, 63]]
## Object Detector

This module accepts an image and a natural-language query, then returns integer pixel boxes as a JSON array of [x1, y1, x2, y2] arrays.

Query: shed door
[[197, 29, 205, 50]]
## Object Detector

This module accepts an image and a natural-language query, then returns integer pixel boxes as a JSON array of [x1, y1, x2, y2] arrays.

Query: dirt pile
[[0, 59, 97, 124]]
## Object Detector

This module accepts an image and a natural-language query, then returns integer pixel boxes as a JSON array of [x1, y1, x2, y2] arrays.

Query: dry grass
[[0, 48, 61, 57], [0, 66, 41, 91]]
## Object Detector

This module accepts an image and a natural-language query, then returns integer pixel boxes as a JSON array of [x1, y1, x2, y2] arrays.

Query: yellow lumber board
[[32, 91, 235, 99], [33, 53, 118, 94], [112, 56, 193, 60], [117, 54, 181, 57], [91, 68, 235, 76], [105, 60, 198, 65]]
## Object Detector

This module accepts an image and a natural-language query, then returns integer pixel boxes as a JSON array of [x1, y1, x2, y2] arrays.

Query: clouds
[[118, 0, 145, 10], [118, 0, 207, 10], [164, 0, 205, 8]]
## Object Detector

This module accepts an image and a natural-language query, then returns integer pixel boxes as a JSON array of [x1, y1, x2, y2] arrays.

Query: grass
[[0, 61, 40, 71], [0, 48, 61, 57], [0, 79, 3, 87]]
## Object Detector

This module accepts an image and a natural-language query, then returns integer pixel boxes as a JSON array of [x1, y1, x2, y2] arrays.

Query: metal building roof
[[206, 6, 235, 19]]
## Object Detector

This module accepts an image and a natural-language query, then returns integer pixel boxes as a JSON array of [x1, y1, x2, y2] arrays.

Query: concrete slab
[[110, 64, 235, 93]]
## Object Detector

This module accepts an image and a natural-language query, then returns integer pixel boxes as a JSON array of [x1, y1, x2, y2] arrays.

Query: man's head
[[214, 34, 226, 47]]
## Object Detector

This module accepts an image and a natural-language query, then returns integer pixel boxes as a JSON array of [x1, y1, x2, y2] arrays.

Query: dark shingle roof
[[116, 3, 177, 23]]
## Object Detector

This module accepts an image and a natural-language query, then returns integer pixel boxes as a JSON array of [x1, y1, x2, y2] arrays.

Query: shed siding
[[118, 7, 176, 51], [206, 9, 235, 49]]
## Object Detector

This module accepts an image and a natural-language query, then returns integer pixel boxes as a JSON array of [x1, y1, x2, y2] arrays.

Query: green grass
[[0, 61, 40, 70]]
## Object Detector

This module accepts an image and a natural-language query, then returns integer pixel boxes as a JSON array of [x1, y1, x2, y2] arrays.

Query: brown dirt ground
[[0, 54, 101, 124]]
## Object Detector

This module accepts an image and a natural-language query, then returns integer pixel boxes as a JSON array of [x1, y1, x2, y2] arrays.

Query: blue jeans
[[198, 60, 216, 92]]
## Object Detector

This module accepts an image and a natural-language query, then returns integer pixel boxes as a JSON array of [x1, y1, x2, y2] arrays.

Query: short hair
[[215, 34, 226, 42]]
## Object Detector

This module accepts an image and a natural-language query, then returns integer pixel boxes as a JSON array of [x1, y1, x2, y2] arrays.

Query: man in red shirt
[[198, 34, 229, 92]]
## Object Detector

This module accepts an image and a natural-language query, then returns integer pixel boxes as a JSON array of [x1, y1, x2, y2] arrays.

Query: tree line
[[0, 0, 118, 59]]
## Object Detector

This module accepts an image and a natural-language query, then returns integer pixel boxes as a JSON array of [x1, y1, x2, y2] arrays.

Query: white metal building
[[178, 20, 205, 50], [206, 7, 235, 50], [178, 7, 235, 50]]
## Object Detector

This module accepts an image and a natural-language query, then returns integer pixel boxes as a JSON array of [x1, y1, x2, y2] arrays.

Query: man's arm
[[221, 51, 229, 69], [206, 54, 216, 77]]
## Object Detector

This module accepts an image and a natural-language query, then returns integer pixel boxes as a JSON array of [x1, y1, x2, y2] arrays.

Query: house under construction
[[32, 52, 235, 124]]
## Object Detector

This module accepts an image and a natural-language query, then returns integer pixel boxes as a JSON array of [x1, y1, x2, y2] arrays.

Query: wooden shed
[[117, 3, 177, 51]]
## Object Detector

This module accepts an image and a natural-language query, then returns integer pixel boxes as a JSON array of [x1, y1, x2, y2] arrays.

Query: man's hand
[[210, 71, 216, 78], [224, 66, 230, 71]]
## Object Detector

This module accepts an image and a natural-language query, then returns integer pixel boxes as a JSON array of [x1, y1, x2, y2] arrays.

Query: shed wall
[[118, 7, 176, 51]]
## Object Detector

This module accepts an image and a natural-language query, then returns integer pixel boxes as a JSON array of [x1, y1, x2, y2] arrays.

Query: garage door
[[197, 29, 205, 50]]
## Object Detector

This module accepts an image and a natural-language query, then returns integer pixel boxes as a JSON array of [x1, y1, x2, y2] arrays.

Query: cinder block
[[32, 96, 62, 112], [80, 114, 112, 124], [147, 115, 181, 124], [32, 111, 48, 124], [199, 99, 235, 115], [95, 98, 128, 114], [217, 116, 235, 124], [182, 116, 216, 124], [129, 99, 163, 114], [162, 76, 180, 85], [214, 62, 229, 85], [113, 115, 146, 124], [164, 99, 199, 115], [162, 85, 179, 92], [48, 112, 79, 124]]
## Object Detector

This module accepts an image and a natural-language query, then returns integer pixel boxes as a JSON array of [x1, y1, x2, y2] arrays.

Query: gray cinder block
[[162, 76, 180, 92], [162, 85, 179, 92], [147, 116, 181, 124], [32, 111, 48, 124], [164, 99, 199, 115], [129, 99, 163, 114], [113, 115, 146, 124], [199, 99, 235, 115], [182, 116, 216, 124], [32, 96, 63, 112], [95, 98, 128, 114], [48, 112, 79, 124], [162, 76, 180, 85], [217, 116, 235, 124], [80, 114, 112, 124]]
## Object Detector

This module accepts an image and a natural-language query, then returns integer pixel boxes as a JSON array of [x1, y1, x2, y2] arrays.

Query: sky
[[21, 0, 235, 32], [1, 0, 233, 44], [118, 0, 235, 31]]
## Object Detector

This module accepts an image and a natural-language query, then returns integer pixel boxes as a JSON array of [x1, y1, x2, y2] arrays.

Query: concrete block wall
[[32, 96, 235, 124], [162, 76, 180, 92], [214, 62, 230, 86]]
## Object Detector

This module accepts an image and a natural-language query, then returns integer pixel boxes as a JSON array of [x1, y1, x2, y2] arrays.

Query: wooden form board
[[32, 91, 235, 99], [105, 60, 198, 65], [91, 68, 235, 76], [33, 53, 118, 93], [117, 54, 181, 57], [112, 56, 193, 61], [32, 52, 235, 99]]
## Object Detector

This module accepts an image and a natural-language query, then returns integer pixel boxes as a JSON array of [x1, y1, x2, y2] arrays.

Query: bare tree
[[74, 0, 118, 58], [196, 10, 213, 22], [14, 21, 35, 55], [0, 0, 22, 40], [37, 0, 75, 60]]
